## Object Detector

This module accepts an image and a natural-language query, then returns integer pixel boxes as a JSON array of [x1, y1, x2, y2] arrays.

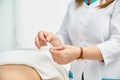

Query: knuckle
[[38, 31, 42, 34]]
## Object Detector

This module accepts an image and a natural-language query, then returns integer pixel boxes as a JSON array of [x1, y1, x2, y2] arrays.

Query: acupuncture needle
[[47, 42, 53, 48]]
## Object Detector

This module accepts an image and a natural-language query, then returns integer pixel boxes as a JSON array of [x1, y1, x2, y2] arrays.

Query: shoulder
[[67, 0, 76, 14], [114, 0, 120, 3], [107, 0, 120, 12], [68, 0, 76, 9], [113, 0, 120, 9]]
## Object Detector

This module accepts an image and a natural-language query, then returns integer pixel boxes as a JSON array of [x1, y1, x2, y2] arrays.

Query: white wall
[[0, 0, 16, 52], [16, 0, 72, 49], [0, 0, 72, 51]]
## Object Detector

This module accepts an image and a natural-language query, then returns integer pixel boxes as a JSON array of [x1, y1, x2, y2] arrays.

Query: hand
[[49, 45, 80, 64], [35, 31, 62, 48]]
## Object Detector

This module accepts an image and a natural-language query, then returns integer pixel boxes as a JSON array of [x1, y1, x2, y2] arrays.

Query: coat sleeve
[[97, 0, 120, 66], [56, 2, 75, 45]]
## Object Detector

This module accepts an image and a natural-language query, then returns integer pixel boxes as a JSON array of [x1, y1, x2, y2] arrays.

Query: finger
[[40, 41, 47, 46], [50, 51, 63, 63], [45, 33, 57, 47], [44, 31, 49, 38], [51, 53, 67, 64], [35, 36, 41, 48], [52, 57, 64, 64], [51, 46, 65, 51], [38, 31, 46, 41], [49, 47, 64, 56], [37, 31, 47, 46], [49, 47, 67, 64], [45, 33, 53, 43]]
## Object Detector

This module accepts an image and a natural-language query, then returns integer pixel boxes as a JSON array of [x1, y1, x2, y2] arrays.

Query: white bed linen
[[0, 47, 69, 80]]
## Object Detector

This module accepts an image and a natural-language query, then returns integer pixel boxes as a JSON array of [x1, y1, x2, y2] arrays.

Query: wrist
[[76, 47, 84, 59]]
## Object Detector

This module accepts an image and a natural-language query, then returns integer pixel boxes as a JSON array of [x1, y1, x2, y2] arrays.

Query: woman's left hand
[[49, 45, 80, 64]]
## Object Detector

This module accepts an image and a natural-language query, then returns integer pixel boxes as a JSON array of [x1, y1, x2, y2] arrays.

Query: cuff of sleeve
[[96, 40, 120, 66]]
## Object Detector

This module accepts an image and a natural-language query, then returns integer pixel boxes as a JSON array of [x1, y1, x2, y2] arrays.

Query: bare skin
[[0, 64, 42, 80]]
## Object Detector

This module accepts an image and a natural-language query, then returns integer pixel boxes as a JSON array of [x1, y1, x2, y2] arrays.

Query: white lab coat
[[57, 0, 120, 80]]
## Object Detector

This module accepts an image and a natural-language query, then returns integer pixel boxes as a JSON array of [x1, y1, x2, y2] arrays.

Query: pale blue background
[[0, 0, 16, 52]]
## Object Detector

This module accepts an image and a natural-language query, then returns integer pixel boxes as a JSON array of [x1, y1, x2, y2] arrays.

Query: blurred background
[[0, 0, 71, 52]]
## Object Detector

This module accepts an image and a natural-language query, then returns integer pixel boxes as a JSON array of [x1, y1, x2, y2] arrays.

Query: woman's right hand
[[35, 31, 62, 48]]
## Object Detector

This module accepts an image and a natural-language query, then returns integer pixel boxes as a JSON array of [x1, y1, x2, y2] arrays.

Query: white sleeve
[[97, 0, 120, 66], [56, 2, 75, 45]]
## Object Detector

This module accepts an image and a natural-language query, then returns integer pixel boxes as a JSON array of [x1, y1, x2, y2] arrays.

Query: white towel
[[0, 47, 69, 80]]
